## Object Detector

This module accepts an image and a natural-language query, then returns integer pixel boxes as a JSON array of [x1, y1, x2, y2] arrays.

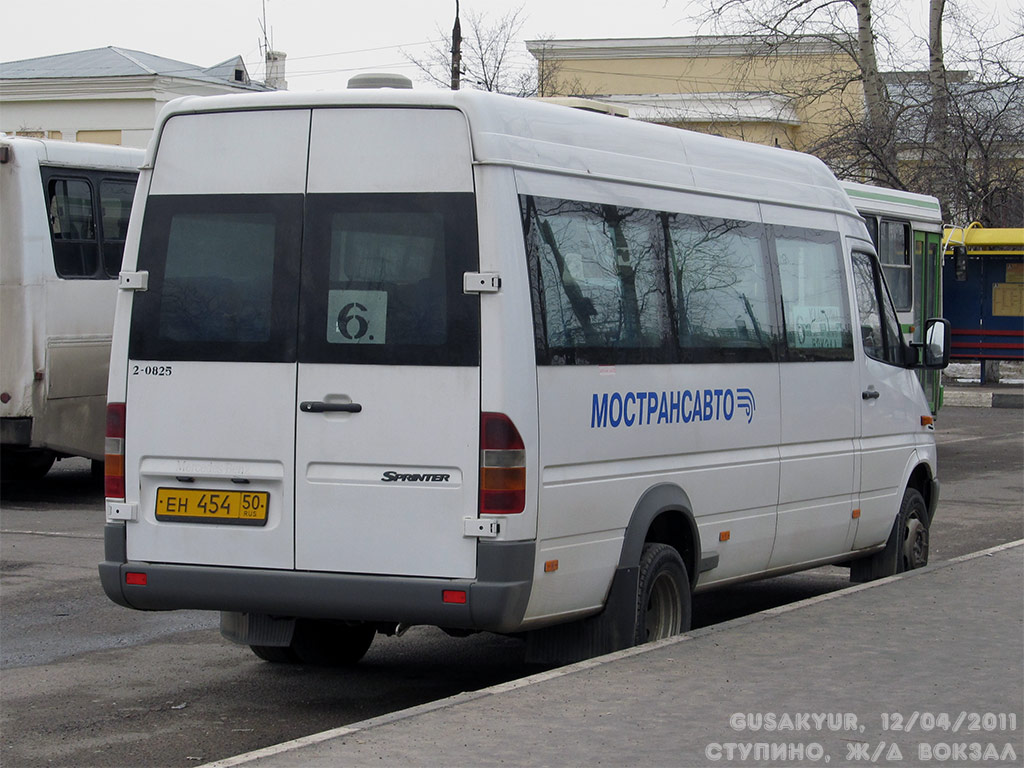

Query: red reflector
[[125, 572, 147, 586], [442, 590, 467, 604]]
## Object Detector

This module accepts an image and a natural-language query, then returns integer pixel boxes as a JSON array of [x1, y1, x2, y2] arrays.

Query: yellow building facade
[[527, 36, 865, 153]]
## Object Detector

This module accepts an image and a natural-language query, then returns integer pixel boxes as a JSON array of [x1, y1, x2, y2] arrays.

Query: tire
[[633, 543, 692, 646], [896, 488, 930, 572], [290, 620, 376, 666], [0, 449, 56, 484], [250, 645, 300, 663], [850, 487, 930, 583]]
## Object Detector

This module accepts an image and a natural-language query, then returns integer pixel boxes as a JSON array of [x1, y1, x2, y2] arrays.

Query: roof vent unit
[[347, 73, 413, 90]]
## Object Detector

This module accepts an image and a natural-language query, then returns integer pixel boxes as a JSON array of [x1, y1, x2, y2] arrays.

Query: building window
[[76, 130, 123, 146]]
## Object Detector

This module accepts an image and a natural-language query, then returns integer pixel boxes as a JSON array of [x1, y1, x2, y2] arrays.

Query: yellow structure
[[943, 223, 1024, 257], [527, 36, 864, 153]]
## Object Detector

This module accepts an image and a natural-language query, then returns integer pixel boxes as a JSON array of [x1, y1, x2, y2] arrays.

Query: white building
[[0, 47, 283, 148]]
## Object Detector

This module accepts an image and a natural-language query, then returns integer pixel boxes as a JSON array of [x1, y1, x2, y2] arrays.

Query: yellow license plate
[[155, 488, 269, 526]]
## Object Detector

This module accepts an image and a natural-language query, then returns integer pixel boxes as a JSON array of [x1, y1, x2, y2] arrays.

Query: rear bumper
[[1, 417, 33, 446], [99, 523, 535, 633]]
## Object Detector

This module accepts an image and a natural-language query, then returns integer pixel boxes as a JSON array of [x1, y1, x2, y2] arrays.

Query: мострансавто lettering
[[591, 387, 756, 429]]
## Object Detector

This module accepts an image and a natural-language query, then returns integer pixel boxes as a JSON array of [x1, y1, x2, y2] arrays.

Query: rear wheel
[[290, 620, 376, 666], [0, 449, 56, 484], [249, 621, 376, 665], [633, 543, 691, 645], [850, 487, 930, 582], [250, 644, 300, 663]]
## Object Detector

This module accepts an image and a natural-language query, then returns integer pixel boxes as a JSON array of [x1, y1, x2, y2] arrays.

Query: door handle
[[861, 389, 881, 400], [300, 401, 363, 413]]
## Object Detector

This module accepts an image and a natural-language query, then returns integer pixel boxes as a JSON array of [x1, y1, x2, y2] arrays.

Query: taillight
[[480, 412, 525, 515], [105, 403, 126, 500]]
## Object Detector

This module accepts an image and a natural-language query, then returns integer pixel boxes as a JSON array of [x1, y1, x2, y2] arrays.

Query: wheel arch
[[618, 483, 700, 589], [905, 460, 937, 524]]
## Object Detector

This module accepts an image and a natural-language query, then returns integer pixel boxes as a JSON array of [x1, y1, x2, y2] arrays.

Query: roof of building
[[0, 46, 269, 90], [526, 34, 855, 61], [885, 74, 1024, 144], [586, 92, 801, 126]]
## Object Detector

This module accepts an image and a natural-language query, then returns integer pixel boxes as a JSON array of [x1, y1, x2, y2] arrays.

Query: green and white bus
[[842, 182, 944, 411]]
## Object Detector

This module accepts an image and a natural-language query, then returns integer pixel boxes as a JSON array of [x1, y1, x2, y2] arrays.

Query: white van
[[100, 88, 949, 664], [1, 137, 142, 482]]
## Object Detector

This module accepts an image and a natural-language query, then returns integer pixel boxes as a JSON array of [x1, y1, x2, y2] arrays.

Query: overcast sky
[[2, 0, 1018, 91]]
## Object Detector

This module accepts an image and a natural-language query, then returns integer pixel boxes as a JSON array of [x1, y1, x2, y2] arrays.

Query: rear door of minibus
[[293, 107, 481, 578], [125, 109, 309, 570], [124, 106, 482, 581]]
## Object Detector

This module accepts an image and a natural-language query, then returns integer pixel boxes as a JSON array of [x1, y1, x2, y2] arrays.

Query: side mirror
[[914, 318, 951, 369]]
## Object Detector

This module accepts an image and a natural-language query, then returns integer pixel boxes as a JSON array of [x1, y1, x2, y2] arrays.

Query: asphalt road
[[1, 405, 1021, 768]]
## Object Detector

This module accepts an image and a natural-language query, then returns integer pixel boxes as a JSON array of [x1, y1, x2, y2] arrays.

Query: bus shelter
[[943, 224, 1024, 372]]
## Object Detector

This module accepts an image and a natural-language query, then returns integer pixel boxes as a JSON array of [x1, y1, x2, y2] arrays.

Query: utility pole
[[451, 0, 462, 90]]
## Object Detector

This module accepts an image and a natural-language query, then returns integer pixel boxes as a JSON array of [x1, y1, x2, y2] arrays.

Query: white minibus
[[100, 87, 949, 664], [1, 137, 142, 482]]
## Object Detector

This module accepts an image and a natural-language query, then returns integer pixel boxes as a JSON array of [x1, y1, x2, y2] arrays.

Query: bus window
[[862, 215, 879, 248], [49, 177, 100, 277], [879, 220, 911, 311], [44, 170, 138, 280], [100, 179, 137, 277]]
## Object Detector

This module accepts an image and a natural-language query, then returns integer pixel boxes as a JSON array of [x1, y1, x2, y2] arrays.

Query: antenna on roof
[[258, 0, 288, 90], [258, 0, 272, 57]]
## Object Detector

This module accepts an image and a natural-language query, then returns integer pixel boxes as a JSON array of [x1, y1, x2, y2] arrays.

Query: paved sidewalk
[[206, 542, 1024, 768]]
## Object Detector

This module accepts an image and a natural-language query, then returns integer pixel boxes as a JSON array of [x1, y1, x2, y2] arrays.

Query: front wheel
[[633, 543, 692, 645]]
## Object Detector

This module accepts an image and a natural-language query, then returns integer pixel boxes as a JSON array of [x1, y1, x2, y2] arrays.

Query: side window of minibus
[[774, 227, 854, 361], [852, 251, 904, 365], [662, 213, 776, 357], [523, 196, 669, 356]]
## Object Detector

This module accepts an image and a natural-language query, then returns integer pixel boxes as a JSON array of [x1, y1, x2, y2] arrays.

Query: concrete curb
[[993, 391, 1024, 408], [944, 389, 1024, 408], [200, 540, 1024, 768]]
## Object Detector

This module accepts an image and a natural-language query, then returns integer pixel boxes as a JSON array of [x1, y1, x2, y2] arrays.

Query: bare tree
[[404, 5, 539, 97], [687, 0, 1024, 225]]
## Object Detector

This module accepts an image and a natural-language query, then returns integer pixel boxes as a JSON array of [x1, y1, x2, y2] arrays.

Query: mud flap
[[220, 611, 296, 647], [525, 565, 638, 664]]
